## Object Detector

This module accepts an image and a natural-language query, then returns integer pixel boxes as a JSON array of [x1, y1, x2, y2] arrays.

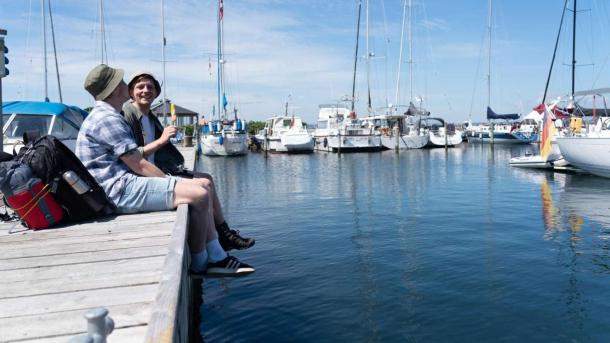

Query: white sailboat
[[556, 90, 610, 178], [313, 0, 382, 153], [370, 0, 462, 150], [466, 0, 535, 145], [200, 0, 248, 156]]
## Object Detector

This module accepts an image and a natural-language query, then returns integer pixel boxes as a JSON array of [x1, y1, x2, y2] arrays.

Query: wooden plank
[[16, 325, 149, 343], [0, 223, 172, 250], [0, 283, 158, 319], [0, 255, 165, 284], [0, 235, 171, 259], [1, 269, 162, 299], [145, 204, 190, 343], [0, 212, 176, 242], [0, 302, 150, 342], [0, 243, 169, 271]]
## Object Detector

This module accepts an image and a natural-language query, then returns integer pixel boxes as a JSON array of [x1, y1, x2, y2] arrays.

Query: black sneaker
[[205, 255, 255, 276], [217, 222, 255, 251]]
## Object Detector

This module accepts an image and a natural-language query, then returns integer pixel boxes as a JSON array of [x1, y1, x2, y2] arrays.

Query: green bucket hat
[[84, 64, 125, 101]]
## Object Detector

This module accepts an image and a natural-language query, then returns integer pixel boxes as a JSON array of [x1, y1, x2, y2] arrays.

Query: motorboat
[[313, 105, 382, 153], [2, 101, 88, 153], [256, 115, 314, 153]]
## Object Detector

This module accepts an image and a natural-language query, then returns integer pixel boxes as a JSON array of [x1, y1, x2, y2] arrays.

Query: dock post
[[68, 308, 114, 343], [444, 122, 448, 149], [337, 131, 341, 154], [264, 130, 268, 158], [490, 122, 494, 145], [394, 125, 399, 153]]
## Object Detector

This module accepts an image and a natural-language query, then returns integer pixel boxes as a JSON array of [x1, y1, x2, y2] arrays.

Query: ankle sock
[[191, 249, 209, 273], [207, 239, 228, 262]]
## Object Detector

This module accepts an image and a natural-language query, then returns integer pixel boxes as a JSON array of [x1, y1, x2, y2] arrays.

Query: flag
[[208, 56, 212, 79], [219, 0, 224, 20], [539, 105, 556, 162], [222, 93, 228, 112]]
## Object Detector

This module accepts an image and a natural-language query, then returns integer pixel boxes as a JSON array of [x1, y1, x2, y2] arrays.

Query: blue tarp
[[487, 106, 519, 120], [2, 101, 88, 119]]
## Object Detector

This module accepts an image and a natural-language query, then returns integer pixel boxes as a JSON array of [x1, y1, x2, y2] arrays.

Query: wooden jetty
[[0, 146, 198, 342]]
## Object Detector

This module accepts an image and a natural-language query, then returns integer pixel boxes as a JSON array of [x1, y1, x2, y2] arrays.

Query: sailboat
[[199, 0, 248, 156], [313, 0, 382, 153], [365, 0, 463, 150], [465, 0, 535, 144]]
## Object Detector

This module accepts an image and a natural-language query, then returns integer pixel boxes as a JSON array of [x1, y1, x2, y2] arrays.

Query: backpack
[[15, 135, 115, 223], [0, 161, 64, 230]]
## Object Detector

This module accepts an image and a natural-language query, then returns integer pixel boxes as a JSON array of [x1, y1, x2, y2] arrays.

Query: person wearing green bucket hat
[[122, 71, 255, 251], [76, 64, 255, 276]]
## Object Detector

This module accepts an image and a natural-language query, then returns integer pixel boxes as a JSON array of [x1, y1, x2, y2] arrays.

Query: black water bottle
[[62, 170, 104, 212]]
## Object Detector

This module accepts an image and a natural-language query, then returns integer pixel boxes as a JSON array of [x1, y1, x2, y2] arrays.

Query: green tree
[[247, 120, 265, 135]]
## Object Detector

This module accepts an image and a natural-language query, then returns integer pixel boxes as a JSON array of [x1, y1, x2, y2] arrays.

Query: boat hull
[[200, 133, 248, 156], [557, 137, 610, 178], [314, 135, 382, 152]]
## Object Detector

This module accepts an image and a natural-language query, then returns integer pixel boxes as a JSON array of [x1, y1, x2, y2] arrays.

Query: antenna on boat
[[161, 0, 168, 125]]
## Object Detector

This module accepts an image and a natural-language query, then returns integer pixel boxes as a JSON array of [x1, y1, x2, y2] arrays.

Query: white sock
[[207, 239, 228, 262], [191, 249, 208, 273]]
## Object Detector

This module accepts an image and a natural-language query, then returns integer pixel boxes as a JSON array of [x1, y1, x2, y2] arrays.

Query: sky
[[2, 0, 610, 124]]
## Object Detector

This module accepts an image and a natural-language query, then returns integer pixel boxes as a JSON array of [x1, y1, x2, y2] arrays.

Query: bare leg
[[174, 179, 218, 253], [192, 172, 225, 226]]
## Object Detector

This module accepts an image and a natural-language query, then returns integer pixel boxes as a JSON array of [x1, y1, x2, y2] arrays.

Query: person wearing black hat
[[76, 64, 254, 276], [122, 72, 255, 251]]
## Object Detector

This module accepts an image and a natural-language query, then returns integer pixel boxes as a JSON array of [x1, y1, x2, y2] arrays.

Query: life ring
[[323, 137, 328, 148]]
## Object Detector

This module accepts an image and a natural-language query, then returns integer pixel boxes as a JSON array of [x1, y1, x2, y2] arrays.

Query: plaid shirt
[[76, 101, 138, 204]]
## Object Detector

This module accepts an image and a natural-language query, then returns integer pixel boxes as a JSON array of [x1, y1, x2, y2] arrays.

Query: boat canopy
[[486, 106, 519, 120], [2, 101, 88, 120]]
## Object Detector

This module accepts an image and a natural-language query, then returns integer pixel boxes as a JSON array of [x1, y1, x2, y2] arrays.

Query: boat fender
[[236, 120, 242, 131], [208, 122, 214, 133], [219, 135, 224, 145], [323, 137, 328, 148], [242, 120, 247, 131]]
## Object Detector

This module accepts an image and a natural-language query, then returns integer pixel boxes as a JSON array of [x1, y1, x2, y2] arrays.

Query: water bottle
[[62, 170, 105, 212], [62, 170, 90, 195]]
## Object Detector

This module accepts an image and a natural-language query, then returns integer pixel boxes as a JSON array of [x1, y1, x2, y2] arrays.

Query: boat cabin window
[[50, 116, 80, 140], [282, 119, 293, 127], [3, 114, 51, 139], [317, 120, 328, 129]]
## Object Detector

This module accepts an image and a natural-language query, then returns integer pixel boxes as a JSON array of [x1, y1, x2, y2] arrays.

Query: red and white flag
[[219, 0, 224, 20]]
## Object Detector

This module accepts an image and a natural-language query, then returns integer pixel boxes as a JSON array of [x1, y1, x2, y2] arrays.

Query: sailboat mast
[[161, 0, 167, 125], [542, 0, 569, 104], [395, 0, 407, 108], [47, 0, 62, 102], [571, 0, 576, 97], [217, 0, 222, 120], [100, 0, 107, 64], [486, 0, 492, 109], [42, 0, 48, 102], [366, 0, 372, 113], [408, 0, 413, 103], [350, 0, 362, 113]]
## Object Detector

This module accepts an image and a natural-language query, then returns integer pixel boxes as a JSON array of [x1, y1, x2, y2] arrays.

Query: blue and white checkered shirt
[[76, 101, 137, 204]]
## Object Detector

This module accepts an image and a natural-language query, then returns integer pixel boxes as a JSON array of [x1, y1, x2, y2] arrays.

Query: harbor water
[[196, 144, 610, 342]]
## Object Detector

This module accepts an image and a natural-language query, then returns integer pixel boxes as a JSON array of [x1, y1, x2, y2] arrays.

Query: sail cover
[[487, 106, 519, 120]]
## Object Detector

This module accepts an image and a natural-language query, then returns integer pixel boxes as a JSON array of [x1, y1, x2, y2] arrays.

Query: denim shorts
[[115, 176, 177, 214]]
